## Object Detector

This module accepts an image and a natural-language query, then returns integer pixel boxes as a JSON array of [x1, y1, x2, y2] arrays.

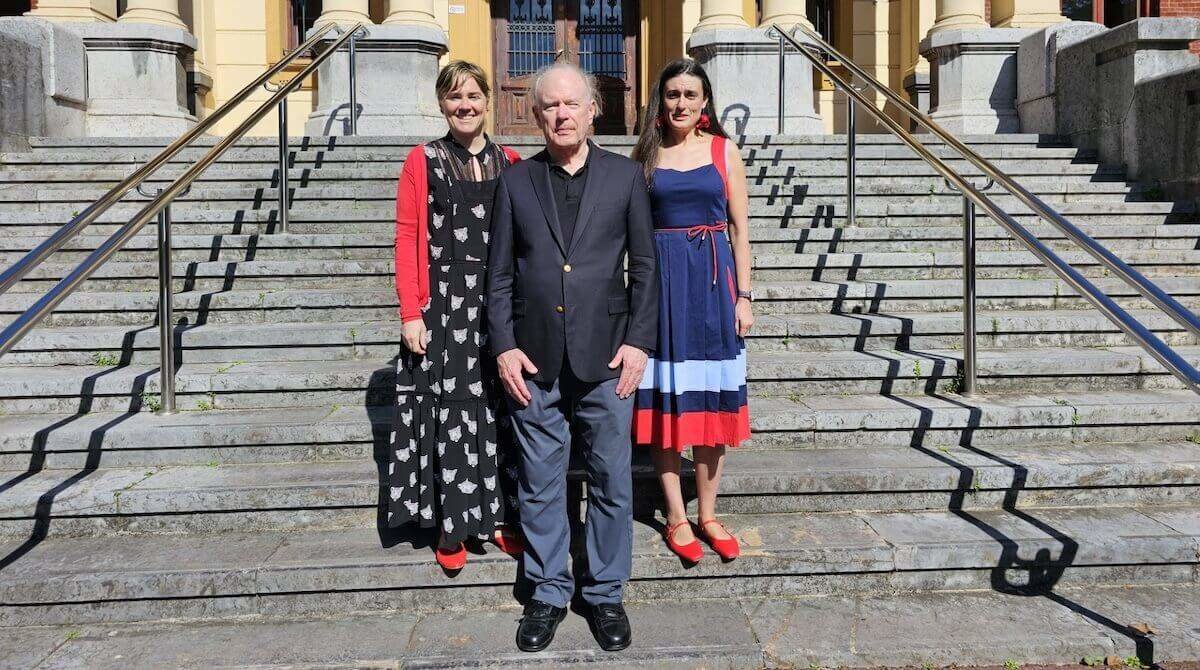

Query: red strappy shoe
[[492, 525, 525, 557], [698, 519, 740, 561], [664, 520, 704, 563], [435, 536, 467, 571]]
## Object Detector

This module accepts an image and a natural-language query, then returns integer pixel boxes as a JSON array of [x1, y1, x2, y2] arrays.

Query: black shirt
[[548, 145, 593, 246]]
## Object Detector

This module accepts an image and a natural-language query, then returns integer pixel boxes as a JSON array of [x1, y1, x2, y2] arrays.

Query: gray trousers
[[508, 360, 634, 608]]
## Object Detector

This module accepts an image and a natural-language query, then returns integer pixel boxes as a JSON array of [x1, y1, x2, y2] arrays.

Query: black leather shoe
[[516, 599, 567, 652], [588, 603, 631, 651]]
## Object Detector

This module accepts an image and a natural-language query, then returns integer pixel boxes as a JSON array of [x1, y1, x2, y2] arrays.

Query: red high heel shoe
[[435, 536, 467, 571], [492, 525, 525, 557], [698, 519, 740, 560], [664, 520, 704, 563]]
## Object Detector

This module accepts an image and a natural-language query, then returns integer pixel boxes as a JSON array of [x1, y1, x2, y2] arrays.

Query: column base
[[305, 24, 448, 137], [63, 22, 198, 137], [687, 28, 825, 136], [920, 28, 1034, 135]]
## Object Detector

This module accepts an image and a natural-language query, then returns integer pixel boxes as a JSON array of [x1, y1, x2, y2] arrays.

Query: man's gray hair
[[530, 61, 605, 116]]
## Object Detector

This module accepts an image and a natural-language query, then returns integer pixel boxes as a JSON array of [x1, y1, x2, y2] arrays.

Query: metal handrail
[[0, 21, 337, 297], [790, 21, 1200, 343], [768, 24, 1200, 395], [0, 24, 366, 411]]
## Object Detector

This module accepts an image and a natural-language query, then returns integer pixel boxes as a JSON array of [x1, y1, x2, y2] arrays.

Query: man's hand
[[402, 319, 428, 355], [608, 345, 648, 400], [497, 348, 539, 407]]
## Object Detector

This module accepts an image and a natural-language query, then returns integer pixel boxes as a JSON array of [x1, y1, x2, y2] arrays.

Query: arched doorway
[[492, 0, 639, 135]]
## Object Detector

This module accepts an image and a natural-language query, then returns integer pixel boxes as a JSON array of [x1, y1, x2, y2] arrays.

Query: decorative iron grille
[[578, 0, 625, 78], [507, 0, 558, 77]]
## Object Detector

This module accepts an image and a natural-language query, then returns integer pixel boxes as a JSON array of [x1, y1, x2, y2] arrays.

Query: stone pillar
[[384, 0, 439, 27], [64, 21, 197, 136], [929, 0, 987, 33], [1055, 18, 1200, 174], [921, 27, 1033, 133], [693, 0, 749, 32], [760, 0, 813, 30], [27, 0, 117, 23], [305, 23, 448, 136], [687, 28, 824, 135], [991, 0, 1067, 29], [316, 0, 373, 27], [118, 0, 187, 30], [0, 17, 87, 151], [1015, 21, 1105, 133]]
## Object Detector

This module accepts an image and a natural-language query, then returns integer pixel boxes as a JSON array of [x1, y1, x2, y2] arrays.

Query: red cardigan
[[394, 143, 521, 323]]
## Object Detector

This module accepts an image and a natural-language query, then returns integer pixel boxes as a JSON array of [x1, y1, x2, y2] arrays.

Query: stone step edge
[[1, 442, 1196, 521], [2, 390, 1197, 452], [0, 505, 1195, 608], [3, 585, 1196, 669]]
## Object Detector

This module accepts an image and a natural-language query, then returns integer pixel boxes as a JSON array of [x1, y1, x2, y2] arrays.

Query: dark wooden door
[[493, 0, 638, 136]]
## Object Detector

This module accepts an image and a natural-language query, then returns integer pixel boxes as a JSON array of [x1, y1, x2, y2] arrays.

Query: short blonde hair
[[436, 60, 491, 100]]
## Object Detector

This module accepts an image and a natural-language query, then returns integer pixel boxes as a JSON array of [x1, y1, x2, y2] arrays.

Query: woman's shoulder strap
[[710, 135, 729, 199]]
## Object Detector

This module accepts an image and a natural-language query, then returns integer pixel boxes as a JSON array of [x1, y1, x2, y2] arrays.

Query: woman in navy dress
[[631, 60, 754, 563]]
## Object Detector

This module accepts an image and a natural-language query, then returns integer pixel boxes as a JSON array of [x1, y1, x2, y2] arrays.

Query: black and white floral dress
[[388, 134, 520, 547]]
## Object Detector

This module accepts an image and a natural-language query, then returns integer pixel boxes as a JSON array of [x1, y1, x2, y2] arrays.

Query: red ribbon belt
[[655, 222, 728, 287]]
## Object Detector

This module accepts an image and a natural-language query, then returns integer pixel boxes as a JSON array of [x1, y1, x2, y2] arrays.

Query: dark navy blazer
[[486, 141, 659, 384]]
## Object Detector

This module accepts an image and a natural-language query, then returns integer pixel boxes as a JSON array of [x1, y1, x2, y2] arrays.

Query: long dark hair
[[632, 59, 729, 185]]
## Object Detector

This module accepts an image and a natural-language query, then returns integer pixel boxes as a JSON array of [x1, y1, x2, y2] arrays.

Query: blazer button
[[563, 264, 572, 272], [555, 305, 564, 313]]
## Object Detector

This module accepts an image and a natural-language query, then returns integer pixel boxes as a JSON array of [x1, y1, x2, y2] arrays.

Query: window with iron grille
[[507, 0, 557, 77], [578, 0, 625, 78]]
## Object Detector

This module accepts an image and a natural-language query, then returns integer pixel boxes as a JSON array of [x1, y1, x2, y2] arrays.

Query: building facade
[[7, 0, 1195, 136]]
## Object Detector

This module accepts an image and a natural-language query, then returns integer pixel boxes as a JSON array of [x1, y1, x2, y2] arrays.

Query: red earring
[[697, 113, 711, 130]]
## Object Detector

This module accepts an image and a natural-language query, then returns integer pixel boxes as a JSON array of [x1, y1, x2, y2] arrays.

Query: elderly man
[[487, 62, 658, 653]]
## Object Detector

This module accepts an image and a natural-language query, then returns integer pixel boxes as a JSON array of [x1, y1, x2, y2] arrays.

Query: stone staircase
[[0, 134, 1198, 668]]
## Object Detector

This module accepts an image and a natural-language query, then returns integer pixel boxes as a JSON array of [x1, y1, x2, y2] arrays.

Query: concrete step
[[0, 168, 1136, 198], [2, 345, 1199, 413], [0, 185, 1169, 212], [3, 222, 1195, 266], [7, 250, 1198, 294], [0, 504, 1195, 625], [751, 276, 1200, 314], [2, 207, 1194, 238], [4, 310, 1199, 368], [2, 585, 1195, 669], [4, 278, 1198, 331], [0, 442, 1196, 538], [1, 390, 1196, 469]]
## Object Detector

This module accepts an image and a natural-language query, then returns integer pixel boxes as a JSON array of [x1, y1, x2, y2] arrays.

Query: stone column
[[384, 0, 439, 27], [991, 0, 1067, 29], [687, 27, 824, 134], [118, 0, 187, 30], [27, 0, 117, 23], [760, 0, 813, 30], [305, 21, 448, 135], [64, 20, 198, 135], [316, 0, 373, 27], [929, 0, 987, 33], [921, 26, 1032, 133], [693, 0, 749, 32]]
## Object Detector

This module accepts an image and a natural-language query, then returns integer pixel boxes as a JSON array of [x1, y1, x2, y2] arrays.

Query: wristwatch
[[737, 290, 753, 302]]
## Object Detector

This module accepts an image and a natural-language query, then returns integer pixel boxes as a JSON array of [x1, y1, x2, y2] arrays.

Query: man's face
[[534, 69, 596, 152]]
